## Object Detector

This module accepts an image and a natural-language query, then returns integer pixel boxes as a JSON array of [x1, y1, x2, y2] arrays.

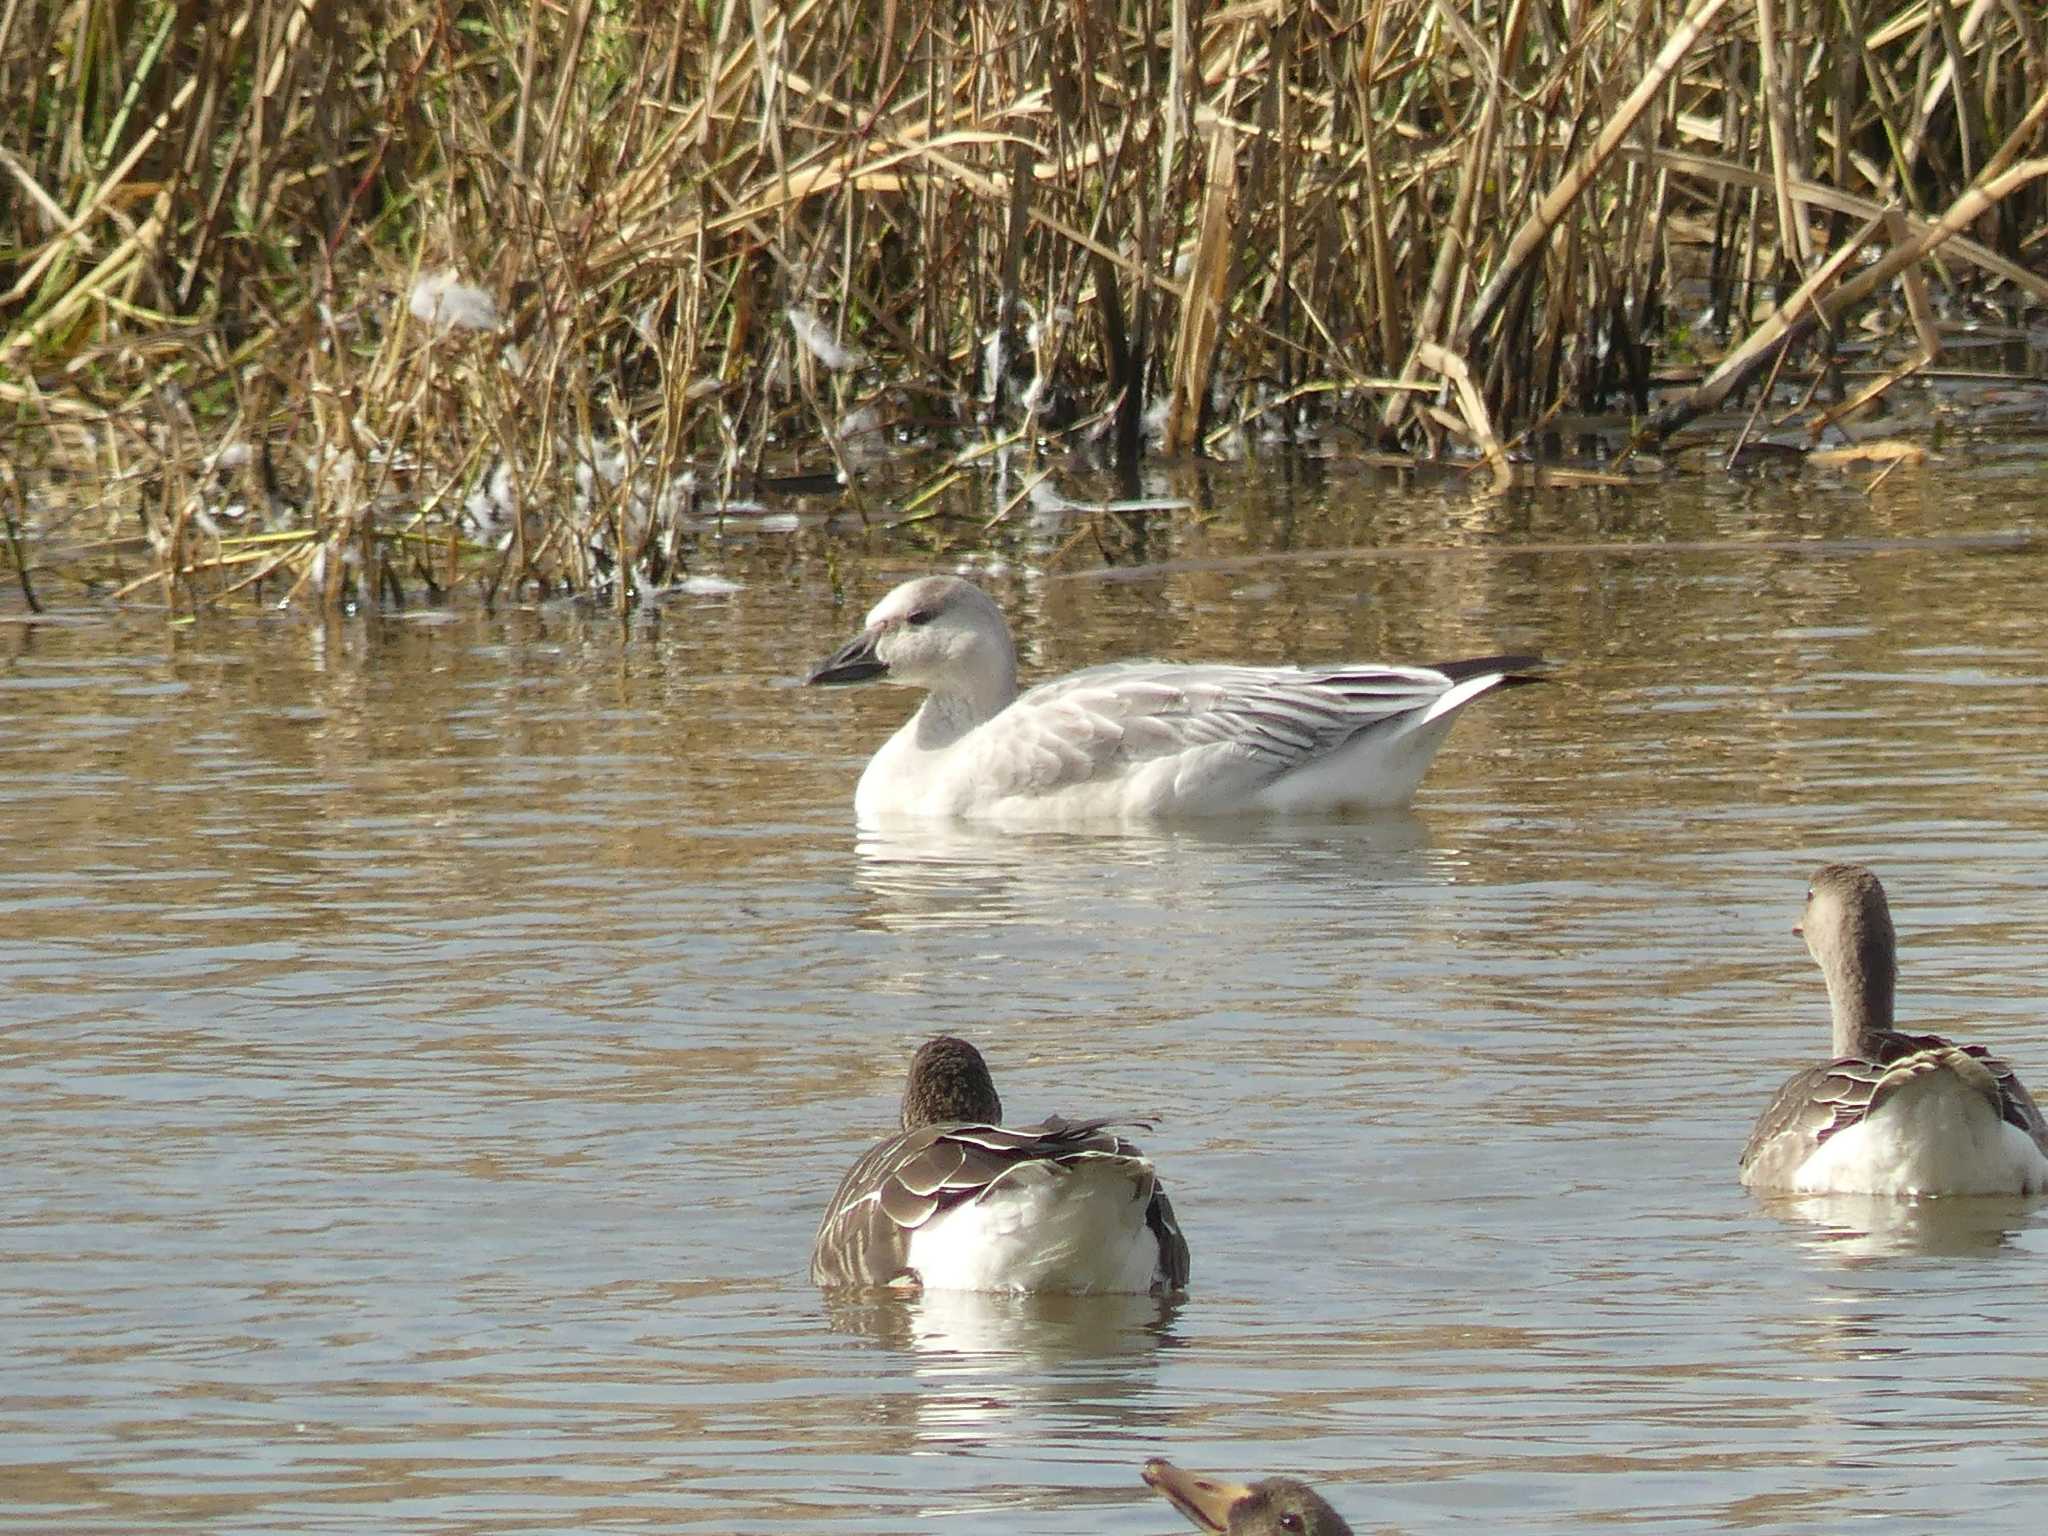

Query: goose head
[[1144, 1459, 1354, 1536], [807, 577, 1019, 717], [1798, 862, 1898, 1052], [901, 1035, 1004, 1129]]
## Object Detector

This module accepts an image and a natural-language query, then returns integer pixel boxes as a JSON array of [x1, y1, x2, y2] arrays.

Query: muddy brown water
[[8, 449, 2048, 1534]]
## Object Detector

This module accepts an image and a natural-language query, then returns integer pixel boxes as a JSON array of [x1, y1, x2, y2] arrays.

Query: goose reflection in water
[[849, 815, 1435, 935], [819, 1289, 1184, 1449], [1755, 1189, 2038, 1261]]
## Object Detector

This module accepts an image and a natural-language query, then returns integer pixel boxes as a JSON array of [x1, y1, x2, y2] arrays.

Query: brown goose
[[809, 1036, 1190, 1293], [1143, 1458, 1354, 1536], [1740, 863, 2048, 1196]]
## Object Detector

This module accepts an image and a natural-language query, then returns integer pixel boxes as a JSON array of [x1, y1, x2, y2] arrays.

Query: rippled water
[[9, 454, 2048, 1534]]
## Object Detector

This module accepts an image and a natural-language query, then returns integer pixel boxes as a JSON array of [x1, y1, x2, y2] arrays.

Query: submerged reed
[[2, 0, 2043, 610]]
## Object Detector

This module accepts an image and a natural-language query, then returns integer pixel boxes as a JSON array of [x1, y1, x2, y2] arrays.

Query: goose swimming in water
[[1740, 863, 2048, 1197], [1143, 1458, 1354, 1536], [807, 575, 1543, 823], [810, 1035, 1190, 1293]]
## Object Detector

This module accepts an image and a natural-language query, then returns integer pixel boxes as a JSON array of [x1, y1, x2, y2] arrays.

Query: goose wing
[[952, 657, 1534, 806], [1869, 1029, 2048, 1147], [1740, 1057, 1890, 1180], [1994, 1066, 2048, 1150], [1147, 1180, 1192, 1292], [1923, 1039, 2048, 1150], [1740, 1030, 2048, 1184], [810, 1115, 1167, 1289]]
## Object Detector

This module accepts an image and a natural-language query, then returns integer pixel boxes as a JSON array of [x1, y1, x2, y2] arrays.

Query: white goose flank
[[1740, 863, 2048, 1197], [807, 576, 1544, 824], [810, 1036, 1190, 1294]]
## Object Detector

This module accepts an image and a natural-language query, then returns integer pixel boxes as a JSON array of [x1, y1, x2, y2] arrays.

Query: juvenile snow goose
[[1740, 863, 2048, 1196], [807, 575, 1543, 823], [1143, 1459, 1354, 1536], [810, 1036, 1190, 1293]]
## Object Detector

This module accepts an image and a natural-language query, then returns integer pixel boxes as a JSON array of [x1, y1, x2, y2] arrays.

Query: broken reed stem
[[1653, 157, 2048, 438]]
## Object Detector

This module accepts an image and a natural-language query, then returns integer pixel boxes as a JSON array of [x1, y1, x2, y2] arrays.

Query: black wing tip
[[1429, 652, 1550, 686]]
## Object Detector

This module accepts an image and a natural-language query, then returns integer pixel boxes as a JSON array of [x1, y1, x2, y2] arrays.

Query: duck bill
[[806, 627, 889, 686], [1142, 1459, 1254, 1534]]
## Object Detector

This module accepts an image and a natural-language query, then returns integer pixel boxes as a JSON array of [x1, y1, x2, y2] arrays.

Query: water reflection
[[823, 1291, 1183, 1451], [824, 1289, 1182, 1360], [850, 823, 1142, 930], [849, 816, 1436, 932], [1755, 1191, 2037, 1261]]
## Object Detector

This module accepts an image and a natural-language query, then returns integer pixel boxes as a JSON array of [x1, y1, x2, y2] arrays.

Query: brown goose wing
[[1740, 1029, 2048, 1190], [1739, 1059, 1885, 1187], [810, 1116, 1165, 1290], [1147, 1181, 1192, 1291], [1958, 1045, 2048, 1150], [809, 1126, 936, 1289], [1880, 1031, 2048, 1149]]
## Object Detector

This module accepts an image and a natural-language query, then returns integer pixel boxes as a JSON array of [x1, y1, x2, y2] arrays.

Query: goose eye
[[906, 609, 936, 627], [1280, 1516, 1304, 1534]]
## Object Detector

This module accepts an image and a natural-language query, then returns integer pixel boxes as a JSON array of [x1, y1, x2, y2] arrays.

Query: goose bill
[[1142, 1459, 1255, 1533], [807, 628, 888, 685]]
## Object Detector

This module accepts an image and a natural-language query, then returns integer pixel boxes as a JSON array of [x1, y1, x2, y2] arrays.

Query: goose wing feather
[[1148, 1183, 1192, 1291], [1740, 1030, 2048, 1181], [1740, 1057, 1889, 1176], [811, 1115, 1179, 1289], [950, 662, 1487, 803], [1876, 1031, 2048, 1146], [1955, 1044, 2048, 1148]]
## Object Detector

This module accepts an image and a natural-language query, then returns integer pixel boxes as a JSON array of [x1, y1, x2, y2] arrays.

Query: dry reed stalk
[[1415, 342, 1513, 493], [2, 0, 2044, 611], [1810, 353, 1935, 437], [1165, 123, 1237, 456], [1625, 145, 2048, 297], [1, 460, 39, 613], [1464, 0, 1739, 345], [1751, 0, 1813, 271], [1888, 209, 1943, 359], [1682, 212, 1884, 437], [1655, 156, 2048, 436]]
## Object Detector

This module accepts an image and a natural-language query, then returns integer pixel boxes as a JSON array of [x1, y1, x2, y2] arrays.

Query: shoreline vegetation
[[2, 0, 2045, 616]]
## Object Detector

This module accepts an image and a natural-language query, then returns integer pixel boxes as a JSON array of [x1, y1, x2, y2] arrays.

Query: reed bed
[[2, 0, 2045, 613]]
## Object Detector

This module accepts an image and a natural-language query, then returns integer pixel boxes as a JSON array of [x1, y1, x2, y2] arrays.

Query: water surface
[[8, 455, 2048, 1533]]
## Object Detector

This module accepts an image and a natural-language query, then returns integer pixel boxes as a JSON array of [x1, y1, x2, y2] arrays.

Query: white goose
[[810, 1036, 1190, 1294], [806, 576, 1543, 823], [1740, 863, 2048, 1197]]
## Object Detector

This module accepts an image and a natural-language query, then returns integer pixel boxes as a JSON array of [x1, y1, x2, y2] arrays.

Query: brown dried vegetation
[[2, 0, 2044, 612]]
